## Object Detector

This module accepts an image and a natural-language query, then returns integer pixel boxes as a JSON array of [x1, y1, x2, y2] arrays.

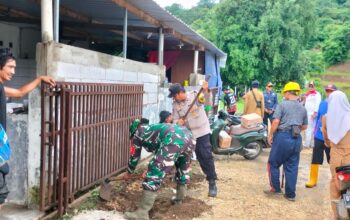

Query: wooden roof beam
[[111, 0, 205, 50], [59, 5, 153, 44], [33, 0, 155, 46], [111, 0, 161, 27], [0, 15, 172, 34], [0, 4, 36, 18]]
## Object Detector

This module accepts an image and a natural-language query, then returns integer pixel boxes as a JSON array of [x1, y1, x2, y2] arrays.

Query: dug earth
[[73, 149, 332, 220]]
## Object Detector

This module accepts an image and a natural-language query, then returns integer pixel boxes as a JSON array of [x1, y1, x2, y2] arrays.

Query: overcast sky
[[154, 0, 200, 9]]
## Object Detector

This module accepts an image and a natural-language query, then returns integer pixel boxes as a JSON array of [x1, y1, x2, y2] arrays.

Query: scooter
[[335, 165, 350, 220], [210, 111, 267, 160]]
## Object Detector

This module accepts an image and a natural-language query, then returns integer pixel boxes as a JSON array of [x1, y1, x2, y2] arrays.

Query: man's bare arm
[[270, 119, 280, 135], [5, 76, 55, 98], [301, 125, 307, 131]]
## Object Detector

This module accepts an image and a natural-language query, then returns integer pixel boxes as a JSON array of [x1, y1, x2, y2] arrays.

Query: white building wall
[[0, 22, 20, 57], [0, 22, 41, 59]]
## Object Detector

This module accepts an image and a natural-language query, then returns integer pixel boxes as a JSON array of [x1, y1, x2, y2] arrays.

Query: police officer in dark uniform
[[264, 82, 308, 201], [263, 82, 278, 125]]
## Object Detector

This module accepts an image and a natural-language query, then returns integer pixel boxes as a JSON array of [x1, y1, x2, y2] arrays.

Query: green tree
[[197, 0, 216, 8], [215, 0, 316, 86], [322, 22, 350, 65]]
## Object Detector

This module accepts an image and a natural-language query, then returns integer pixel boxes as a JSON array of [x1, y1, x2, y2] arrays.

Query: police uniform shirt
[[172, 91, 211, 139], [273, 100, 308, 130], [263, 90, 278, 111]]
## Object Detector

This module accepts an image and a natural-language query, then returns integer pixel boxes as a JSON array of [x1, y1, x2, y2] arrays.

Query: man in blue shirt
[[263, 82, 278, 125], [305, 84, 337, 188]]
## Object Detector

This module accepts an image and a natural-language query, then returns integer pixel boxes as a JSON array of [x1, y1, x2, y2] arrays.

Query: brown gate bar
[[40, 82, 144, 216]]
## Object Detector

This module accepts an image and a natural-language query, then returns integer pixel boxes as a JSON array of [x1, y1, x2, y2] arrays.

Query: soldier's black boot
[[124, 190, 157, 220], [208, 179, 217, 197], [171, 184, 186, 205]]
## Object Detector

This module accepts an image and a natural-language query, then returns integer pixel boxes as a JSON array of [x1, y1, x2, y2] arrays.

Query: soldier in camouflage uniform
[[124, 119, 195, 220]]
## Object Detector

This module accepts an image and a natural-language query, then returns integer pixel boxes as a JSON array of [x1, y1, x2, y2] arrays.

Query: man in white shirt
[[304, 81, 321, 148]]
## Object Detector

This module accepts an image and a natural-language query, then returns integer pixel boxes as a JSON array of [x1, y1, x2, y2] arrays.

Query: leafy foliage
[[301, 50, 326, 73], [322, 22, 350, 65], [166, 0, 350, 87], [214, 0, 317, 87]]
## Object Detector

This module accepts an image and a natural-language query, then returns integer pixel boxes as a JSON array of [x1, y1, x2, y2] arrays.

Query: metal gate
[[40, 82, 143, 216]]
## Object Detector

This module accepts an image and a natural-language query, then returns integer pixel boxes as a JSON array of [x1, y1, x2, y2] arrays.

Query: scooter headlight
[[263, 131, 268, 137]]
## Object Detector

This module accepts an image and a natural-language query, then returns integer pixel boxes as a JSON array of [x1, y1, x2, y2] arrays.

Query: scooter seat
[[336, 165, 350, 173], [230, 124, 264, 136]]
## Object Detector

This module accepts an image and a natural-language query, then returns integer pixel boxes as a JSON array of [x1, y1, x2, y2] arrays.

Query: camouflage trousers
[[142, 143, 194, 191]]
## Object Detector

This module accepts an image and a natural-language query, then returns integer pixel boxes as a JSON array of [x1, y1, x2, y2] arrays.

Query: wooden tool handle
[[182, 75, 211, 120]]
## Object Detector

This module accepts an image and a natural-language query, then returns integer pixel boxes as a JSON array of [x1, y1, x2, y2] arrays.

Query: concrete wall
[[25, 42, 167, 205], [6, 114, 29, 205], [36, 42, 163, 115]]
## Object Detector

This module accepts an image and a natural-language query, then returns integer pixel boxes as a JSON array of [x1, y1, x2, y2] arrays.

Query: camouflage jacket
[[127, 123, 194, 173]]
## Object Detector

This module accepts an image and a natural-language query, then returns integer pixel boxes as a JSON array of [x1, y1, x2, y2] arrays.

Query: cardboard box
[[241, 113, 262, 129], [219, 130, 232, 149]]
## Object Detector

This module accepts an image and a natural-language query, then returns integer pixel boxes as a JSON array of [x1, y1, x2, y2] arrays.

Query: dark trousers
[[263, 112, 273, 125], [195, 134, 217, 181], [268, 132, 301, 198], [0, 162, 9, 204], [311, 138, 330, 164]]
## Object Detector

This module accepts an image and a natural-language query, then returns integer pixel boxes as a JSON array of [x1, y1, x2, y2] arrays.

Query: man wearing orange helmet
[[264, 82, 308, 201]]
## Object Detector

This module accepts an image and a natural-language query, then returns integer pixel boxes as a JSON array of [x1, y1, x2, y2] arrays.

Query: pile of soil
[[97, 164, 210, 220]]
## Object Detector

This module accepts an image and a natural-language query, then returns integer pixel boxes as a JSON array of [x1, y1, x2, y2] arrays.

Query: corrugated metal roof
[[0, 0, 226, 65], [130, 0, 227, 63]]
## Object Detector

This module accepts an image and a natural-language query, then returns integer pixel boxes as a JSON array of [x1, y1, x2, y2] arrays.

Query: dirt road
[[73, 148, 333, 220], [192, 148, 332, 220]]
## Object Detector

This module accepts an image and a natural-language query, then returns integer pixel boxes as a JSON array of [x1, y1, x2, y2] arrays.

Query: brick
[[139, 73, 159, 83], [144, 83, 158, 93], [56, 62, 81, 78], [91, 66, 106, 80], [123, 71, 138, 82], [147, 93, 158, 104], [143, 94, 148, 105], [80, 66, 106, 80], [106, 69, 124, 81]]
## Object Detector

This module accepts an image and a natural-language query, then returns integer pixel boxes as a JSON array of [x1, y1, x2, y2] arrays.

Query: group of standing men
[[222, 80, 279, 127], [116, 75, 349, 219]]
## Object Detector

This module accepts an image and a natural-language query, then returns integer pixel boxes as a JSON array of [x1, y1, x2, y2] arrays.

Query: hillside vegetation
[[310, 60, 350, 98], [167, 0, 350, 93]]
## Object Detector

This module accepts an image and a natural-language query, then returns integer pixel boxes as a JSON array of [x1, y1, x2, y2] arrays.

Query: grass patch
[[321, 71, 350, 76], [48, 188, 100, 220], [309, 73, 350, 99], [29, 186, 40, 206], [236, 100, 244, 114], [77, 188, 100, 212]]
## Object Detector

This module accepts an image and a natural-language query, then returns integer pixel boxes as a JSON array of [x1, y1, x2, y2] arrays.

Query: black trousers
[[263, 112, 273, 126], [311, 138, 330, 164], [195, 134, 217, 181]]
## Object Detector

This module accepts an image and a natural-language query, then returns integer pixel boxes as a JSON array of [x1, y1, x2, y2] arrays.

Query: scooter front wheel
[[243, 141, 263, 160]]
